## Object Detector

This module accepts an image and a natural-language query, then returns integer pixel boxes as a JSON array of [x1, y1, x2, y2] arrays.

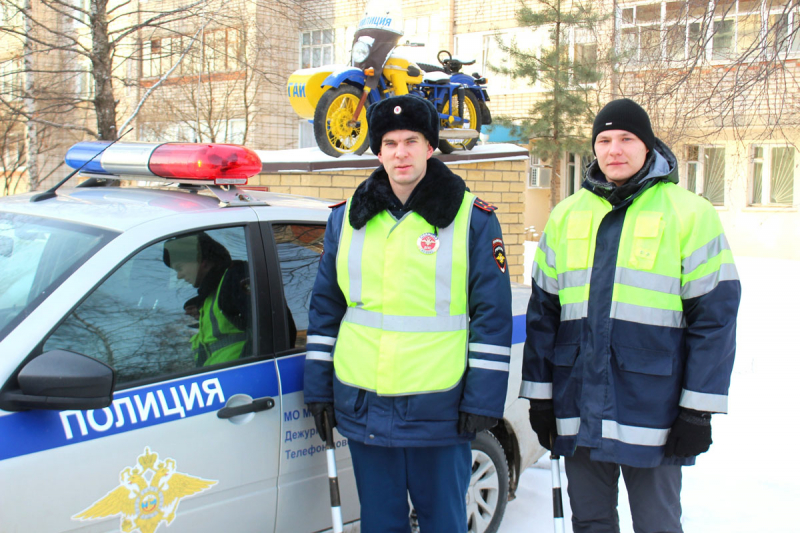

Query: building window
[[77, 56, 94, 98], [143, 29, 243, 79], [529, 155, 551, 188], [300, 29, 333, 69], [684, 145, 725, 205], [618, 0, 800, 65], [298, 120, 315, 148], [0, 2, 22, 27], [751, 145, 795, 205], [686, 145, 699, 193], [0, 57, 22, 98], [566, 153, 590, 197]]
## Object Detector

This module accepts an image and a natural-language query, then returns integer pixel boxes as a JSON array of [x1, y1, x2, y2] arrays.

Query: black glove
[[458, 412, 499, 434], [529, 400, 557, 450], [307, 402, 336, 443], [664, 408, 712, 458]]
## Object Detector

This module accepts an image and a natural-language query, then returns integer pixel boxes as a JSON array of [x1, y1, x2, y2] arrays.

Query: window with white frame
[[402, 16, 432, 63], [0, 2, 22, 27], [566, 153, 591, 197], [684, 145, 726, 205], [77, 56, 94, 98], [300, 29, 334, 69], [0, 58, 22, 98], [618, 0, 800, 65], [299, 120, 315, 148], [571, 27, 598, 74], [529, 155, 552, 188], [751, 145, 795, 205], [455, 28, 548, 94], [143, 29, 243, 79]]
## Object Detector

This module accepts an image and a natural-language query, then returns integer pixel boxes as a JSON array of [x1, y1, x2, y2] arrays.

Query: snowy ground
[[500, 253, 800, 533]]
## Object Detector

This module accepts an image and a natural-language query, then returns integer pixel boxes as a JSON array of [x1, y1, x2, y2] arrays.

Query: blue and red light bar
[[65, 142, 263, 185]]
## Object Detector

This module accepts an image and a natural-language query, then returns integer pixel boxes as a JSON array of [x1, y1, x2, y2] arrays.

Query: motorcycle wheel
[[438, 90, 482, 154], [313, 85, 370, 158]]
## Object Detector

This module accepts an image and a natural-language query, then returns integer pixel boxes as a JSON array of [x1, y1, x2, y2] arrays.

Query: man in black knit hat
[[303, 95, 513, 532], [521, 98, 741, 532]]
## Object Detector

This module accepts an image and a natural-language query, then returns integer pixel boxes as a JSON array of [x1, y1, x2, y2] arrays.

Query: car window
[[43, 227, 253, 387], [272, 224, 325, 349], [0, 212, 115, 343]]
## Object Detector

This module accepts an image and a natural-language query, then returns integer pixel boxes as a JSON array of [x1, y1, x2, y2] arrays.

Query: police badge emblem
[[417, 232, 439, 254]]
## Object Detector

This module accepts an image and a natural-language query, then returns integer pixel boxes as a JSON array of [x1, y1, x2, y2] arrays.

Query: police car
[[0, 142, 543, 533]]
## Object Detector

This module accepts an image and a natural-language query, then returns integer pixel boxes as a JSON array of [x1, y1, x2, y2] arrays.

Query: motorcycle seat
[[423, 71, 451, 85]]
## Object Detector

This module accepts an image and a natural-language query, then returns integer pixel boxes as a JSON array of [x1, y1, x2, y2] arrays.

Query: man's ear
[[426, 141, 434, 159]]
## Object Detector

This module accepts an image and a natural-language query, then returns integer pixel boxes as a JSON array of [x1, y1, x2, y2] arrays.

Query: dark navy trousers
[[348, 440, 471, 533], [565, 446, 683, 533]]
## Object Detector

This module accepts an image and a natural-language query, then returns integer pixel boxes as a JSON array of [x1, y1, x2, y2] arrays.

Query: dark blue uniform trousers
[[348, 440, 471, 533], [565, 447, 683, 533]]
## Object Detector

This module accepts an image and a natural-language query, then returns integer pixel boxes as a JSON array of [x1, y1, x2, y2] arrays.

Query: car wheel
[[468, 431, 509, 533]]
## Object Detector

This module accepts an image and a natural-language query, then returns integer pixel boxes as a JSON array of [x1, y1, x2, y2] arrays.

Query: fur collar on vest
[[349, 157, 467, 229]]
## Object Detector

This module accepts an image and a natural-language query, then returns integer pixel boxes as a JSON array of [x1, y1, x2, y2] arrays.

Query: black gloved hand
[[458, 412, 499, 434], [664, 408, 712, 458], [307, 402, 336, 442], [529, 400, 557, 450]]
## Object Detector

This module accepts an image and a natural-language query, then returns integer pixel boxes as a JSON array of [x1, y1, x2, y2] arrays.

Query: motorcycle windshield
[[352, 0, 403, 77]]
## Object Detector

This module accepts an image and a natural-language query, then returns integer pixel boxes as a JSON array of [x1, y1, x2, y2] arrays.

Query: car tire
[[468, 430, 509, 533]]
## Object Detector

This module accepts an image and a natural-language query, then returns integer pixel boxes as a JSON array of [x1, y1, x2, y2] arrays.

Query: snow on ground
[[501, 252, 800, 533]]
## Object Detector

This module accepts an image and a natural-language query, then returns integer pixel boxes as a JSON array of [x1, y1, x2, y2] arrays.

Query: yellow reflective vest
[[334, 192, 475, 395], [192, 271, 248, 367]]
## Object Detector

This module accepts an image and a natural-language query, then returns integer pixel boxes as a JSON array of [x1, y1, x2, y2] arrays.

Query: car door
[[260, 220, 361, 532], [0, 223, 283, 532]]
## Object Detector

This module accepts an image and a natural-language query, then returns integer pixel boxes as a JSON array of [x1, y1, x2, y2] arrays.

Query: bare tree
[[605, 0, 800, 146]]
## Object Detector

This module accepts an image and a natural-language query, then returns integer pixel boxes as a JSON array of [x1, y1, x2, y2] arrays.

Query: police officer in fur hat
[[522, 98, 741, 532], [303, 95, 513, 532]]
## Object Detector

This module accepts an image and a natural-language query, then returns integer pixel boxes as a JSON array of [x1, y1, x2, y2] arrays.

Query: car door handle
[[217, 397, 275, 419]]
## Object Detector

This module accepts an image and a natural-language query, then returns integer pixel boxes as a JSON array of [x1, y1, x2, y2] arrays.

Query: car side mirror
[[0, 350, 115, 411]]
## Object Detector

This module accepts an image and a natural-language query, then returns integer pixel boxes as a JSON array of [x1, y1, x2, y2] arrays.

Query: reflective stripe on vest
[[193, 271, 248, 366], [532, 182, 739, 328], [334, 192, 474, 395]]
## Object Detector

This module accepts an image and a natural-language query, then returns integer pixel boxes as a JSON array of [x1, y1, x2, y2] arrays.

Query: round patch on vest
[[492, 238, 506, 273], [394, 105, 402, 115], [417, 232, 439, 254]]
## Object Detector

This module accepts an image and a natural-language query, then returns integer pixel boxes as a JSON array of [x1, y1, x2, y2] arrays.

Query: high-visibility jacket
[[192, 270, 248, 367], [303, 158, 512, 447], [521, 143, 741, 467], [333, 192, 474, 395]]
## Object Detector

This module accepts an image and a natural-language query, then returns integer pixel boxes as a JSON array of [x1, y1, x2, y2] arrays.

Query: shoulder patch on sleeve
[[329, 200, 347, 209], [473, 197, 497, 212]]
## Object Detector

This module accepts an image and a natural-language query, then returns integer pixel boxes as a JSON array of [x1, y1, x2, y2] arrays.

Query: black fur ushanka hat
[[366, 95, 439, 155]]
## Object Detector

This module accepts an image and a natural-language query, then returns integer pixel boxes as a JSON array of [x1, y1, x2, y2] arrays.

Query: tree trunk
[[23, 0, 40, 191], [91, 0, 117, 140]]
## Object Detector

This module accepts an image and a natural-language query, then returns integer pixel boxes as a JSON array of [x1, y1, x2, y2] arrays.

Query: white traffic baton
[[324, 411, 344, 533], [550, 451, 566, 533]]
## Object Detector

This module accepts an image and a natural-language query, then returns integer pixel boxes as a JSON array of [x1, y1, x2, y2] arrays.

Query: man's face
[[377, 130, 434, 193], [594, 130, 649, 186], [173, 260, 202, 287]]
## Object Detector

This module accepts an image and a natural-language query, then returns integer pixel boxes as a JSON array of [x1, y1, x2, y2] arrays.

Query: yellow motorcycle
[[286, 0, 491, 157]]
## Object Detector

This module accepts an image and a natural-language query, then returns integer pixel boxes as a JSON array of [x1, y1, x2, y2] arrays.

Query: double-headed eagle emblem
[[73, 447, 217, 533]]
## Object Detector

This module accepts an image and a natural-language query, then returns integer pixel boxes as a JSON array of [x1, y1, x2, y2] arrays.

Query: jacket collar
[[349, 157, 467, 229]]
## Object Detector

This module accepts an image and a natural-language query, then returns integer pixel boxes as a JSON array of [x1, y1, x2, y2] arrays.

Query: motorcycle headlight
[[352, 41, 371, 64]]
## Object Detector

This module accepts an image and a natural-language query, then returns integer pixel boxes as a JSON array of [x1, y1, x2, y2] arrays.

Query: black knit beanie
[[367, 95, 439, 155], [592, 99, 655, 154]]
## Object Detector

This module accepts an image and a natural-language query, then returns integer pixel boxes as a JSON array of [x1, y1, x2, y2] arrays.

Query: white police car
[[0, 142, 543, 533]]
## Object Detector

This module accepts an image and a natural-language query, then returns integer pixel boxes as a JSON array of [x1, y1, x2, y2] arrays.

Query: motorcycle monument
[[286, 0, 492, 158]]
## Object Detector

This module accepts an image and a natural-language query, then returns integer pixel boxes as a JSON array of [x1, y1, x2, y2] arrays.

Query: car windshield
[[0, 212, 117, 343]]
